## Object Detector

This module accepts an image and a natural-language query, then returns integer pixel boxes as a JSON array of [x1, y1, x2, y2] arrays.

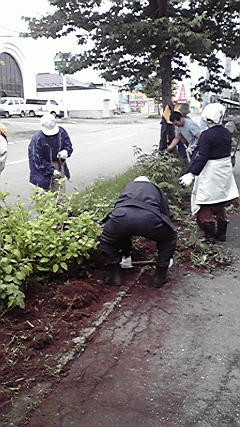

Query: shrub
[[0, 190, 101, 310]]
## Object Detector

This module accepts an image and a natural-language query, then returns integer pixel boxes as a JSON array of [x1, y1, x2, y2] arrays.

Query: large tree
[[23, 0, 240, 107]]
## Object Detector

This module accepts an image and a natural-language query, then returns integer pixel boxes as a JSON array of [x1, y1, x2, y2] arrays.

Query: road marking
[[6, 158, 28, 165]]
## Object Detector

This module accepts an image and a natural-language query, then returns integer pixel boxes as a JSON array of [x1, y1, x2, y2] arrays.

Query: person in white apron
[[179, 103, 239, 242]]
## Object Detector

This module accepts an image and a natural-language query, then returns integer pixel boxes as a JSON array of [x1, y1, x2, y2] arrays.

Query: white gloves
[[120, 256, 133, 269], [179, 172, 195, 187], [53, 169, 61, 178], [57, 149, 68, 160]]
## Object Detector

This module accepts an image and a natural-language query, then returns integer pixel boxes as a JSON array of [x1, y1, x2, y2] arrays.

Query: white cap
[[40, 113, 59, 136], [201, 103, 226, 125], [134, 176, 150, 182]]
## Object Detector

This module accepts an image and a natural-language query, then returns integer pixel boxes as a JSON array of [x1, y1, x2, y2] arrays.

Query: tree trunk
[[148, 0, 168, 17], [147, 0, 173, 109], [159, 55, 173, 109]]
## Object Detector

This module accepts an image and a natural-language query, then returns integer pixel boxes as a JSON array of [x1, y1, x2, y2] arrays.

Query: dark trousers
[[159, 117, 175, 151], [100, 207, 177, 267], [196, 203, 227, 228]]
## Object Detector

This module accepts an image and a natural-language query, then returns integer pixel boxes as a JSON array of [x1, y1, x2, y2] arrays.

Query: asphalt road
[[0, 115, 160, 204]]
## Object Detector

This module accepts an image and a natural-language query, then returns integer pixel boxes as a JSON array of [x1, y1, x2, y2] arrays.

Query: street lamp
[[54, 52, 68, 119]]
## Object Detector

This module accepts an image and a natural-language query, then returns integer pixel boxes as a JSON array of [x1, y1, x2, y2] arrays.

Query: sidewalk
[[3, 206, 238, 427], [59, 112, 155, 125]]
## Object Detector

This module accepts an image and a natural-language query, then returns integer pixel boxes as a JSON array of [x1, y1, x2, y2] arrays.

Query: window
[[26, 99, 47, 105], [0, 53, 24, 97]]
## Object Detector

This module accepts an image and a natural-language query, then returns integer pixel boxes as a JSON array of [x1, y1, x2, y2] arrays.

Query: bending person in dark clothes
[[100, 176, 177, 287]]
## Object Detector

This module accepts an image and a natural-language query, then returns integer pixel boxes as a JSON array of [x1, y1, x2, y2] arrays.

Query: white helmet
[[201, 103, 226, 125], [134, 176, 150, 182]]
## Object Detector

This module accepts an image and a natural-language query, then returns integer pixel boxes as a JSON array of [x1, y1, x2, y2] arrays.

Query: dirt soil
[[0, 241, 156, 414], [0, 226, 234, 421]]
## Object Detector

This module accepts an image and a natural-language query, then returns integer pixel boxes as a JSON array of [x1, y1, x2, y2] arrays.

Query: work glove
[[120, 256, 133, 269], [57, 149, 68, 160], [53, 169, 61, 178], [179, 172, 195, 187]]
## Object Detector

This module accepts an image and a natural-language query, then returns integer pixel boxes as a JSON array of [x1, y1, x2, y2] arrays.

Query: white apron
[[191, 157, 239, 215]]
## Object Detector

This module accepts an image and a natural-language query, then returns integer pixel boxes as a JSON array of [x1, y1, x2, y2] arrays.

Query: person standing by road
[[159, 104, 175, 151], [166, 111, 201, 162], [179, 103, 239, 241], [100, 176, 177, 288], [28, 113, 73, 192], [0, 123, 8, 175]]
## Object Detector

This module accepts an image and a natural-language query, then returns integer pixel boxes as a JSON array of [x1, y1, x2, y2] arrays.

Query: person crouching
[[100, 176, 177, 287]]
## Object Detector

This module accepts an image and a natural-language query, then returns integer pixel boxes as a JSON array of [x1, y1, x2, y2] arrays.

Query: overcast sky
[[1, 0, 53, 33], [0, 0, 103, 81]]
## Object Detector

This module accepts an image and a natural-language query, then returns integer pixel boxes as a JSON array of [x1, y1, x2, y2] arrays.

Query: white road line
[[6, 158, 28, 165]]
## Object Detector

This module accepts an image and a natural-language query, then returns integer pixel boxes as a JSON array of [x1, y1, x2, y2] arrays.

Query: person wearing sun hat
[[28, 113, 73, 191], [0, 122, 8, 175]]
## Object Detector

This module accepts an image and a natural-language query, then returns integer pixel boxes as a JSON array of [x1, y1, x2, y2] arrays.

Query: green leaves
[[0, 190, 101, 310]]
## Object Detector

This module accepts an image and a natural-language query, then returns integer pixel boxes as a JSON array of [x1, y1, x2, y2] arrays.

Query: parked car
[[220, 98, 240, 124], [0, 97, 26, 118], [220, 98, 240, 167], [25, 98, 64, 118]]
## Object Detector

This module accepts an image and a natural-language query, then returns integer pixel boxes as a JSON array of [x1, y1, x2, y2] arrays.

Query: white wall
[[0, 37, 36, 98], [37, 87, 118, 118]]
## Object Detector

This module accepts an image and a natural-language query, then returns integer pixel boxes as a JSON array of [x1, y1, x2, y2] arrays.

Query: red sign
[[176, 83, 188, 104]]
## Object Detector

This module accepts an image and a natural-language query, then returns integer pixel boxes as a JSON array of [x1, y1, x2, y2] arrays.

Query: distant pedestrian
[[167, 111, 201, 162], [28, 113, 73, 191], [100, 176, 177, 288], [0, 123, 8, 175], [179, 103, 239, 242], [159, 104, 175, 151]]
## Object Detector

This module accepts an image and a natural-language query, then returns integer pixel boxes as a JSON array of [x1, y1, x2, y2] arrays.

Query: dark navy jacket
[[188, 125, 232, 176], [28, 127, 73, 190], [111, 181, 176, 231]]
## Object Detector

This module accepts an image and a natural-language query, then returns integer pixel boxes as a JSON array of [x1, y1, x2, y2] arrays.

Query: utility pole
[[54, 52, 68, 118]]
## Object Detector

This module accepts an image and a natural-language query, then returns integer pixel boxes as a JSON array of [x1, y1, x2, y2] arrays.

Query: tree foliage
[[23, 0, 240, 106]]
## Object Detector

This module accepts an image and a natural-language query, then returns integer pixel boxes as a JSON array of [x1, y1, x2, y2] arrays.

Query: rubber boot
[[152, 266, 168, 288], [215, 220, 228, 242], [105, 263, 122, 286], [202, 222, 216, 241]]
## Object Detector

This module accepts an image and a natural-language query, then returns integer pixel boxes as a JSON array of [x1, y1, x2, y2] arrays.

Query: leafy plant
[[0, 190, 101, 310]]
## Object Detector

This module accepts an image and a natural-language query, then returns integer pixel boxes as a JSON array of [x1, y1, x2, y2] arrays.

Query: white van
[[25, 99, 64, 118], [0, 97, 26, 118]]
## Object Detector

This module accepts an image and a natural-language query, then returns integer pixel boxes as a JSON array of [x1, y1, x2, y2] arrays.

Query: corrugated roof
[[36, 73, 96, 90]]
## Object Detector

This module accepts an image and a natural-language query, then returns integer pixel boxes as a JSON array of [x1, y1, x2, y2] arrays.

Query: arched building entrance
[[0, 52, 24, 97]]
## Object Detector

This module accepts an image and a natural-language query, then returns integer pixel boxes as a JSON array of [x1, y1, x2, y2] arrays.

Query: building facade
[[0, 35, 126, 118]]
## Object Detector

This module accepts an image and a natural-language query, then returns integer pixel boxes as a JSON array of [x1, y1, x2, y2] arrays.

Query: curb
[[0, 288, 131, 427]]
